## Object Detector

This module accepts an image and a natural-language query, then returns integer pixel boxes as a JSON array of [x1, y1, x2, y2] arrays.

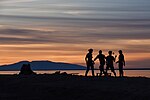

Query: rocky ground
[[0, 74, 149, 100]]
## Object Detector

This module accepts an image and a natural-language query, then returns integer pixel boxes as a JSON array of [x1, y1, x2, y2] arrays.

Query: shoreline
[[0, 69, 150, 71], [0, 73, 150, 78], [0, 70, 150, 78]]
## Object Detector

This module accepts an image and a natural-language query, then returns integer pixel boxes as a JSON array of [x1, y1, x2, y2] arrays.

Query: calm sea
[[0, 70, 150, 78]]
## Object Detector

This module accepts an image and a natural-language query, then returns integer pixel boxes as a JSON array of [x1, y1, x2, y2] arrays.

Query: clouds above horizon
[[0, 28, 150, 43], [1, 0, 150, 19]]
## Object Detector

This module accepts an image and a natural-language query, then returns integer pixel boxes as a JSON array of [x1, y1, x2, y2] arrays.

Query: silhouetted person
[[94, 50, 106, 76], [116, 50, 125, 77], [85, 48, 95, 76], [106, 51, 116, 77]]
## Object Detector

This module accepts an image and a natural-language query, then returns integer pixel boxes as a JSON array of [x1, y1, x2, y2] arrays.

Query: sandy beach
[[0, 74, 149, 100]]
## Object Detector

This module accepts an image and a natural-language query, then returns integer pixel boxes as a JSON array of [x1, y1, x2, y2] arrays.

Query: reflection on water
[[0, 70, 150, 78]]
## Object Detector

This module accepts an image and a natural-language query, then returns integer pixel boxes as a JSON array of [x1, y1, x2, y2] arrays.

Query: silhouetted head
[[99, 50, 102, 54], [108, 51, 112, 55], [119, 50, 123, 54], [88, 48, 93, 53]]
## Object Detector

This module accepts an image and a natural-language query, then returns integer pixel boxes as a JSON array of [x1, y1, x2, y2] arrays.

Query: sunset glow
[[0, 0, 150, 68]]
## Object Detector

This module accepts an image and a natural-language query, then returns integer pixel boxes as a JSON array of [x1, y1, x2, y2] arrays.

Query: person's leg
[[119, 70, 121, 77], [122, 70, 124, 77], [91, 65, 95, 76], [113, 70, 117, 77], [106, 65, 109, 74], [100, 65, 105, 76], [121, 65, 124, 77], [121, 67, 124, 77], [102, 65, 106, 75], [119, 63, 124, 77], [119, 67, 121, 77], [111, 66, 116, 77], [85, 65, 90, 76], [99, 65, 102, 76]]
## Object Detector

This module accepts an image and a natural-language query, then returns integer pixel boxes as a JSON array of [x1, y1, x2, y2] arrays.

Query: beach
[[0, 74, 149, 100]]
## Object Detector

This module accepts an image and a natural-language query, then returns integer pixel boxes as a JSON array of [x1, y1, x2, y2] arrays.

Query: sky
[[0, 0, 150, 68]]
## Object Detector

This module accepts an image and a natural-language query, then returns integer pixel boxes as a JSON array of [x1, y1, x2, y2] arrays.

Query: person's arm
[[116, 61, 119, 63], [115, 55, 119, 63], [114, 55, 117, 62], [123, 55, 125, 66], [104, 55, 106, 59], [124, 60, 125, 66], [94, 55, 98, 61]]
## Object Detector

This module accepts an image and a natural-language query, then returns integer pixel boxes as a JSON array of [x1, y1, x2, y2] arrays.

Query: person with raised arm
[[106, 51, 117, 77], [94, 50, 106, 76]]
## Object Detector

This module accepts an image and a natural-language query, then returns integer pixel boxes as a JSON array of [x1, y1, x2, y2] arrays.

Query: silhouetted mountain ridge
[[0, 60, 86, 71]]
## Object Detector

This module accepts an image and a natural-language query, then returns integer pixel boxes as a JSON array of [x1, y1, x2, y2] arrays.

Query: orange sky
[[0, 40, 150, 68]]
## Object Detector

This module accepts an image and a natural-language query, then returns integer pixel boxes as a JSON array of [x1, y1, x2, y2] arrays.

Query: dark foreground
[[0, 74, 150, 100]]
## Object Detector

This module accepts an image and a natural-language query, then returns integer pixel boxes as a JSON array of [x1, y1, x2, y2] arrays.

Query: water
[[0, 70, 150, 78]]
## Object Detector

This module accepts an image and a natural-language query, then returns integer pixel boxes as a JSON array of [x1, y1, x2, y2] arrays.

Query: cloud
[[127, 58, 150, 68], [0, 28, 90, 44], [124, 45, 150, 53], [0, 0, 37, 4], [0, 27, 150, 45]]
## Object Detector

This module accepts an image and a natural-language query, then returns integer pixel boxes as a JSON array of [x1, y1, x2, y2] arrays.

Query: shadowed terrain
[[0, 74, 149, 100]]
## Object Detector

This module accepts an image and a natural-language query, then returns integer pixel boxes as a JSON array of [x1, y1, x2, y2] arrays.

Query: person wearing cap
[[106, 51, 117, 77], [85, 48, 95, 76], [94, 50, 106, 76], [116, 50, 125, 77]]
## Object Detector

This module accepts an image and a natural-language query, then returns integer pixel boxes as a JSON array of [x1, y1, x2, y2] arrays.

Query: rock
[[19, 64, 36, 75]]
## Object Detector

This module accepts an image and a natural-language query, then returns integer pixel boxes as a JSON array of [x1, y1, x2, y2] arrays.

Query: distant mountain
[[0, 61, 86, 71]]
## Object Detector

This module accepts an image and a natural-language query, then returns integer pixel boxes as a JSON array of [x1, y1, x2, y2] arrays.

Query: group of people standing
[[85, 49, 125, 77]]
